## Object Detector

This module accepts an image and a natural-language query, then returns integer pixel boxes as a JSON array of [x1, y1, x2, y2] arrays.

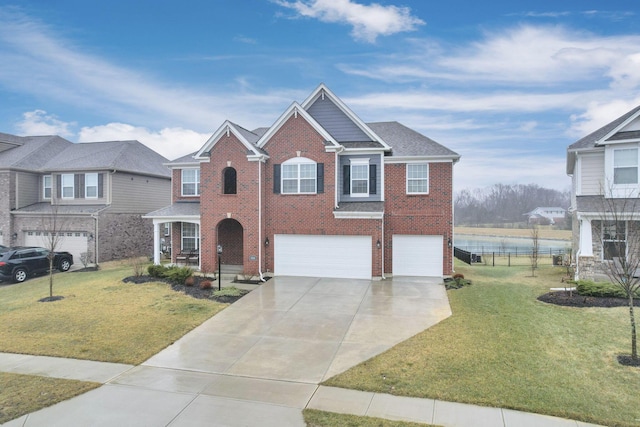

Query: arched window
[[223, 167, 237, 194]]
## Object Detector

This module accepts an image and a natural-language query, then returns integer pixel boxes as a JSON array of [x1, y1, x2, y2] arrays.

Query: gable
[[307, 96, 372, 143]]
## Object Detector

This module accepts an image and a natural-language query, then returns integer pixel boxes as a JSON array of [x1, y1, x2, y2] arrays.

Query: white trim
[[181, 168, 200, 196], [406, 163, 429, 195], [61, 173, 74, 199], [42, 175, 52, 200], [333, 211, 384, 219], [257, 103, 338, 149], [194, 121, 263, 159], [281, 157, 317, 194], [597, 109, 640, 145], [85, 173, 98, 199], [350, 159, 370, 197]]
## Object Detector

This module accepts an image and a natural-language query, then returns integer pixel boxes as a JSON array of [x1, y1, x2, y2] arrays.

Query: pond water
[[454, 234, 571, 255]]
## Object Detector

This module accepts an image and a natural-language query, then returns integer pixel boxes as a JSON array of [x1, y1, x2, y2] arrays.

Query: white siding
[[579, 152, 604, 195]]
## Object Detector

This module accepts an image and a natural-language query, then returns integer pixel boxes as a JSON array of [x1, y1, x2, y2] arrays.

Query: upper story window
[[223, 167, 237, 194], [61, 174, 74, 199], [350, 159, 369, 197], [182, 168, 200, 196], [614, 148, 638, 185], [406, 163, 429, 194], [43, 175, 52, 200], [85, 173, 98, 198], [282, 158, 317, 194]]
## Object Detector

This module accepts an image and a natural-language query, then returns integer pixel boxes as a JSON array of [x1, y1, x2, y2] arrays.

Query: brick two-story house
[[567, 105, 640, 280], [0, 133, 171, 263], [146, 84, 460, 279]]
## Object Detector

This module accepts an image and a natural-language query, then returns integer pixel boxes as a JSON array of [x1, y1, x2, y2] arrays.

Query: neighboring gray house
[[524, 207, 566, 225], [566, 105, 640, 280], [0, 133, 171, 263]]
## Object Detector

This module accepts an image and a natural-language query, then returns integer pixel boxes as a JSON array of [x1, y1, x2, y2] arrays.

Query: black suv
[[0, 247, 73, 283]]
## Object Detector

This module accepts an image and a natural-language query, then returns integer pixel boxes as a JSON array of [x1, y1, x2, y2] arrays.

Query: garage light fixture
[[12, 233, 17, 241], [264, 237, 269, 246], [376, 239, 381, 249], [448, 237, 452, 248]]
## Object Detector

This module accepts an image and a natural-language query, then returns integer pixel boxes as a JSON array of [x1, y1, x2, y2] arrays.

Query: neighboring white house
[[524, 207, 566, 225]]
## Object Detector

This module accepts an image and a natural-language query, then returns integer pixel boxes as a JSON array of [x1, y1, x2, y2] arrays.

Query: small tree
[[529, 225, 539, 277], [40, 203, 68, 299], [595, 192, 640, 364]]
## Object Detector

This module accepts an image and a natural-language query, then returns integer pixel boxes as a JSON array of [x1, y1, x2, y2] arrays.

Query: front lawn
[[0, 261, 228, 364], [324, 262, 640, 427]]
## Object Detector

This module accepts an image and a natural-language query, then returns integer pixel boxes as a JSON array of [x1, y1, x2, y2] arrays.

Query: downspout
[[258, 158, 265, 282], [381, 216, 386, 279]]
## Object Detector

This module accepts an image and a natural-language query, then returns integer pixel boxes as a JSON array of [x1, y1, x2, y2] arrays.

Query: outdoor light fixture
[[264, 237, 269, 246], [12, 233, 17, 240], [376, 239, 381, 249], [217, 244, 223, 291], [88, 233, 94, 241], [448, 238, 452, 248]]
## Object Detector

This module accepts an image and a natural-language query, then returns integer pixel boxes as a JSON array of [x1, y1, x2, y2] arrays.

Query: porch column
[[153, 220, 161, 265], [579, 218, 593, 257]]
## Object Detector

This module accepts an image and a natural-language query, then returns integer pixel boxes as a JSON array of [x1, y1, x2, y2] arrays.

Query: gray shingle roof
[[145, 202, 201, 218], [367, 122, 459, 158], [568, 105, 640, 151], [0, 135, 72, 170], [12, 202, 108, 215], [167, 152, 199, 165], [576, 195, 639, 214]]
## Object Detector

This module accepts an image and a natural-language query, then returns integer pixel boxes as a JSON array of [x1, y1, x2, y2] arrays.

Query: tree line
[[454, 183, 570, 227]]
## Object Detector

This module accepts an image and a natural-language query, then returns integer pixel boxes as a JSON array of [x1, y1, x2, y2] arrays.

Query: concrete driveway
[[3, 276, 451, 426]]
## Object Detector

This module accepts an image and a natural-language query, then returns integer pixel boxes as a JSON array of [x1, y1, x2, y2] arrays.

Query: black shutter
[[56, 175, 61, 199], [317, 163, 324, 193], [273, 164, 281, 194], [98, 173, 104, 198], [369, 164, 377, 195], [74, 174, 83, 199], [343, 165, 350, 195]]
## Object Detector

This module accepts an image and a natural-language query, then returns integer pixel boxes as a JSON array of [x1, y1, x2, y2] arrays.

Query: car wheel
[[13, 268, 28, 283], [58, 258, 71, 272]]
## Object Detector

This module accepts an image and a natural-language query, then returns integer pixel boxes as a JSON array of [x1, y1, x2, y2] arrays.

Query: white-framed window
[[602, 220, 626, 261], [407, 163, 429, 194], [182, 168, 200, 196], [61, 174, 74, 199], [350, 159, 369, 197], [85, 173, 98, 198], [43, 175, 52, 199], [282, 158, 317, 194], [181, 223, 199, 251], [614, 148, 638, 185]]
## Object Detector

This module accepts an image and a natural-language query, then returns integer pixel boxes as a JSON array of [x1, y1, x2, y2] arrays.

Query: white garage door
[[24, 231, 88, 265], [274, 234, 372, 279], [393, 235, 443, 277]]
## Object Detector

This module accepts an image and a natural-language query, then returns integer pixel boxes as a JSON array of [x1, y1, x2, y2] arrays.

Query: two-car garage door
[[274, 234, 372, 279], [24, 231, 88, 265]]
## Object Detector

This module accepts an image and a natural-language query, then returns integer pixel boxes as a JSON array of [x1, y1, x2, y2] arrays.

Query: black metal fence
[[454, 246, 570, 267]]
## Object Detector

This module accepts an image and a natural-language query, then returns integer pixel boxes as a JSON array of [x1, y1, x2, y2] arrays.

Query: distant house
[[566, 105, 640, 280], [146, 84, 460, 279], [0, 133, 171, 263], [524, 207, 566, 225]]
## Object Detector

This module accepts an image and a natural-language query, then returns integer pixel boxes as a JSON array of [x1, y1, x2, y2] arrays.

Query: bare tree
[[530, 225, 539, 277], [40, 203, 69, 299], [595, 193, 640, 363]]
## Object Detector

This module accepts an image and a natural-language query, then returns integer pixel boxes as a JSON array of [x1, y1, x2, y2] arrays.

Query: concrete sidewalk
[[0, 276, 605, 427]]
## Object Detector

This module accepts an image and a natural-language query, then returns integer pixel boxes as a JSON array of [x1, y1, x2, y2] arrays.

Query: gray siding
[[579, 152, 604, 196], [110, 172, 171, 213], [0, 171, 11, 245], [307, 96, 371, 142], [53, 172, 109, 205], [16, 171, 39, 209], [339, 154, 382, 202]]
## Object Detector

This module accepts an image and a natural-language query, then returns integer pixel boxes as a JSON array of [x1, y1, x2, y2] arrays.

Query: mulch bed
[[538, 291, 640, 308], [122, 275, 250, 303]]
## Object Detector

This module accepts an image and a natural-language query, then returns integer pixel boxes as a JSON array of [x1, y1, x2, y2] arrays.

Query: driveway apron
[[5, 276, 451, 426]]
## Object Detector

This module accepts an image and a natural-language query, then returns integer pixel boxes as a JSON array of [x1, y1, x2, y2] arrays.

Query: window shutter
[[273, 164, 281, 194], [317, 163, 324, 193], [369, 164, 377, 195], [56, 175, 61, 198], [343, 165, 350, 194], [78, 174, 86, 198], [74, 174, 82, 198], [98, 173, 104, 198]]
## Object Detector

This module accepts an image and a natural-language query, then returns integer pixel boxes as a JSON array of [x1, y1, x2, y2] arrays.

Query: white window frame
[[61, 174, 74, 199], [602, 220, 627, 261], [350, 158, 370, 197], [181, 223, 199, 251], [613, 148, 638, 185], [43, 175, 52, 200], [406, 163, 429, 194], [281, 157, 317, 194], [182, 168, 200, 196], [85, 173, 98, 199]]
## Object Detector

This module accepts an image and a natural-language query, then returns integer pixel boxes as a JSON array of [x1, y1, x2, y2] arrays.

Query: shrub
[[147, 264, 167, 278], [453, 273, 465, 279], [576, 280, 640, 298], [213, 286, 243, 297], [200, 280, 213, 290], [184, 276, 195, 287], [444, 276, 472, 290], [163, 266, 193, 285]]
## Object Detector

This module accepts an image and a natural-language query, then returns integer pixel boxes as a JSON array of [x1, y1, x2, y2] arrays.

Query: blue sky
[[1, 0, 640, 191]]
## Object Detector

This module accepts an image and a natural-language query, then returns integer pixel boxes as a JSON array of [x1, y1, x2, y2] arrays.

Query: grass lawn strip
[[324, 262, 640, 427], [303, 409, 440, 427], [0, 372, 100, 424], [0, 261, 227, 365], [455, 226, 571, 240]]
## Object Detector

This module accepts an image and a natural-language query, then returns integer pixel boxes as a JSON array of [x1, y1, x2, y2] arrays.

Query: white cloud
[[568, 97, 640, 137], [274, 0, 424, 42], [78, 123, 209, 160], [15, 110, 75, 137]]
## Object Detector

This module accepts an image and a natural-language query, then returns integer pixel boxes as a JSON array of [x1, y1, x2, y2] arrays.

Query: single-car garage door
[[274, 234, 372, 279], [393, 235, 443, 277], [24, 231, 88, 265]]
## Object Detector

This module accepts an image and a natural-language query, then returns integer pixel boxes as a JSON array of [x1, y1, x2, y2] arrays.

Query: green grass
[[0, 373, 100, 424], [0, 260, 228, 364], [303, 409, 439, 427], [325, 262, 640, 427]]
